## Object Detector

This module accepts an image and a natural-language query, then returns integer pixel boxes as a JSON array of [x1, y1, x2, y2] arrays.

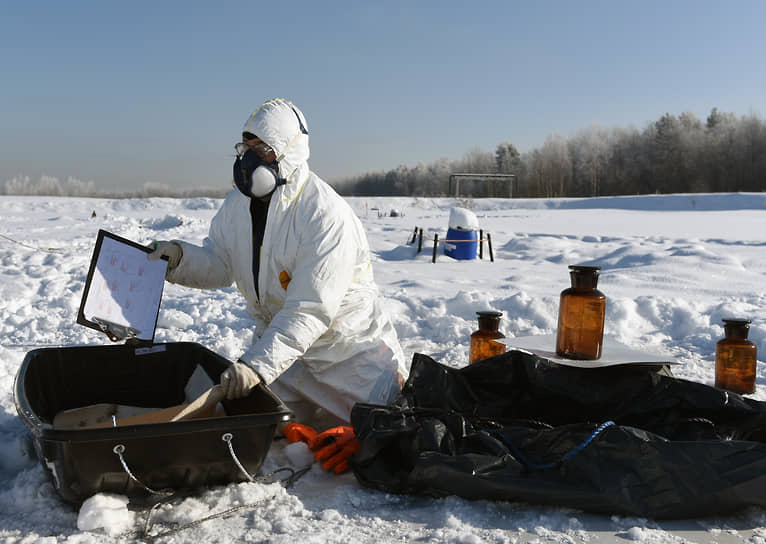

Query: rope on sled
[[141, 464, 311, 541], [223, 432, 255, 482], [113, 444, 174, 497], [135, 433, 311, 541], [144, 497, 274, 541], [222, 432, 311, 486]]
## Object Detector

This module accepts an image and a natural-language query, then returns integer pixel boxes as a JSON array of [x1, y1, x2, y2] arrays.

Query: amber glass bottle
[[469, 311, 506, 364], [555, 265, 606, 360], [715, 318, 757, 394]]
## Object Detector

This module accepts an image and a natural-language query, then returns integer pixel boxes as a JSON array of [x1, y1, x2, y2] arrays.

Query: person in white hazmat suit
[[149, 98, 407, 473]]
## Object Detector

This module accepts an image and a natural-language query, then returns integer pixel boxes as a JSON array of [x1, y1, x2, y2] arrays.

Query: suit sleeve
[[165, 203, 234, 289]]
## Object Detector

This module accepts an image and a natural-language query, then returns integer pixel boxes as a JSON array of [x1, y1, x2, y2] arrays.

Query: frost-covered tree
[[495, 142, 521, 174], [538, 134, 571, 197], [569, 124, 610, 196]]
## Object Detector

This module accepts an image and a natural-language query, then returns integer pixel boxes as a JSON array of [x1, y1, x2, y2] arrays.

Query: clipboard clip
[[93, 317, 141, 343]]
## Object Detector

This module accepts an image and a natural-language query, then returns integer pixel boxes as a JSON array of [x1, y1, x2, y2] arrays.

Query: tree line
[[333, 108, 766, 198]]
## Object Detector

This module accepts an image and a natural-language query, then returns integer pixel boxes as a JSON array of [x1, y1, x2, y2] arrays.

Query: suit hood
[[242, 98, 310, 186]]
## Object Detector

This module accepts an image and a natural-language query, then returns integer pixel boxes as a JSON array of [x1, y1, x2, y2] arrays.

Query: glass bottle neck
[[724, 325, 750, 340], [570, 271, 599, 289], [478, 317, 500, 331]]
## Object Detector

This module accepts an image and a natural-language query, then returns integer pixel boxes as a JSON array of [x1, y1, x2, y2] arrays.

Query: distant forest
[[333, 108, 766, 198], [4, 108, 763, 199]]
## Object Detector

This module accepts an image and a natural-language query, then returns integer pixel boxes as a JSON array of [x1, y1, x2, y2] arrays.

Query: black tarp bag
[[350, 350, 766, 519]]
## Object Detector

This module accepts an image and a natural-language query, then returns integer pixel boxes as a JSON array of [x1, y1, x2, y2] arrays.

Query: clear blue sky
[[1, 0, 764, 192]]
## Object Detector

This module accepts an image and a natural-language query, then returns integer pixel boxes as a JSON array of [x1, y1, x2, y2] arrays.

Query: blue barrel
[[444, 228, 478, 260]]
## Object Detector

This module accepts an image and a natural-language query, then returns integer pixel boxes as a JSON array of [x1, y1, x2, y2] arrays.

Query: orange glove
[[283, 422, 318, 445], [309, 426, 360, 474]]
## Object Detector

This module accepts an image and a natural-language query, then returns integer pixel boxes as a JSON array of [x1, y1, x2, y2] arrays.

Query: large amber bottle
[[715, 318, 757, 394], [469, 311, 506, 364], [555, 265, 606, 360]]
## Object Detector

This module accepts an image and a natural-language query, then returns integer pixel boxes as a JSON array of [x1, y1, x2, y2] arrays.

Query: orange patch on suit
[[279, 270, 291, 290]]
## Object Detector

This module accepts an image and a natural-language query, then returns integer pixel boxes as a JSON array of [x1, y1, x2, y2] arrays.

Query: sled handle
[[222, 433, 255, 482], [112, 444, 174, 497], [222, 433, 310, 487]]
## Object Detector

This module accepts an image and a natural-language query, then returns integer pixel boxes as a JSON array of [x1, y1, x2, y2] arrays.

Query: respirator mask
[[233, 144, 285, 199]]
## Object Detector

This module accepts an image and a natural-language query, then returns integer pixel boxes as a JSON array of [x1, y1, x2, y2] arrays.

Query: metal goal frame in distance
[[448, 173, 517, 198]]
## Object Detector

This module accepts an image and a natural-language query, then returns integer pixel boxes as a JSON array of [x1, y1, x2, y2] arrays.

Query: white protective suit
[[167, 99, 408, 424]]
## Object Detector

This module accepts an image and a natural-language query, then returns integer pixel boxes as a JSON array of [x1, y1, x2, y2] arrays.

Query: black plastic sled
[[350, 350, 766, 519], [15, 342, 292, 505]]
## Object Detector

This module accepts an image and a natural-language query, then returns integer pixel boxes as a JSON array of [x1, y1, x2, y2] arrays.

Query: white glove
[[220, 361, 261, 399], [147, 241, 183, 270]]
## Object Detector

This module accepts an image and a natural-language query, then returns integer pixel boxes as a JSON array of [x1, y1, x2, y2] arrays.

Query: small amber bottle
[[555, 265, 606, 360], [469, 311, 506, 364], [715, 318, 757, 395]]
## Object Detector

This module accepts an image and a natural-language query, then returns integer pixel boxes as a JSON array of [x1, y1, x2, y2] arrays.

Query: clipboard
[[77, 229, 168, 342], [500, 334, 678, 368]]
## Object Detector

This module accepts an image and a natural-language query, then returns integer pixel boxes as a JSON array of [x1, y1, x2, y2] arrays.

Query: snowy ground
[[2, 192, 766, 543]]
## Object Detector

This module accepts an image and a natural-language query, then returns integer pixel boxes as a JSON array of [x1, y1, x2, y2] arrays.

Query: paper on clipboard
[[77, 230, 167, 341], [500, 334, 678, 368]]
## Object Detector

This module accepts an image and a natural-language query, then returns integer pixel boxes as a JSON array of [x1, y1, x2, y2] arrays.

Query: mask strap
[[291, 106, 308, 135]]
